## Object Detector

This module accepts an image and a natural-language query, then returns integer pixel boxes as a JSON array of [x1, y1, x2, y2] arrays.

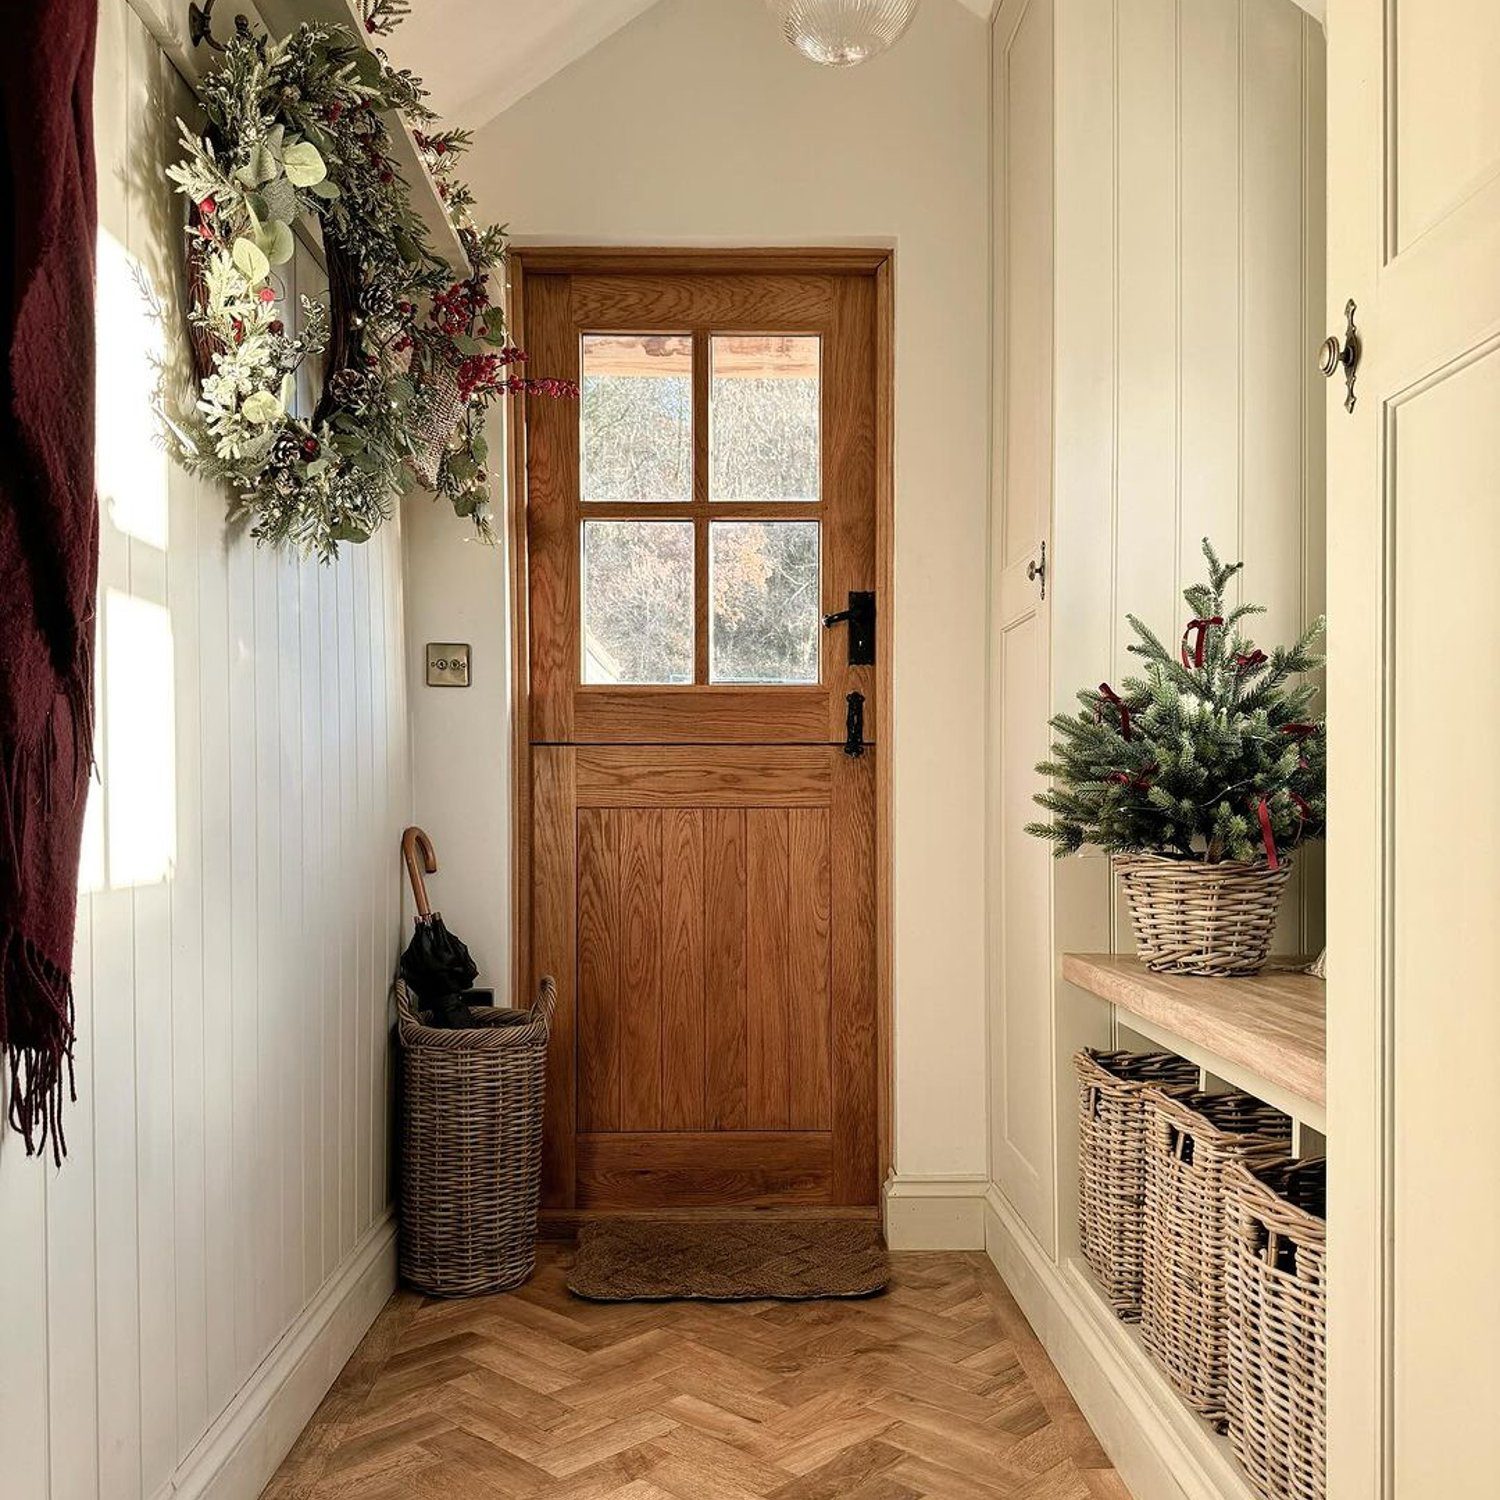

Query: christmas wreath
[[164, 1, 574, 558]]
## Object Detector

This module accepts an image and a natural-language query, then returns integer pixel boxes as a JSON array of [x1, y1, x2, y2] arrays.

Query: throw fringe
[[0, 926, 77, 1165], [0, 636, 92, 1164]]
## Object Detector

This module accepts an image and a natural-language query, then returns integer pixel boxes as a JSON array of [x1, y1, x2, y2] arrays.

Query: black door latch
[[824, 590, 875, 666], [843, 691, 866, 758]]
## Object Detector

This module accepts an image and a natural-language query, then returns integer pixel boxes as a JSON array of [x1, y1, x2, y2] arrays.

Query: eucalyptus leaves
[[164, 16, 570, 558]]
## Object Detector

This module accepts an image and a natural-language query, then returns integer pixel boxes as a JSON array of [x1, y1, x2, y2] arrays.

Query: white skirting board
[[882, 1174, 989, 1249], [154, 1213, 398, 1500], [982, 1187, 1255, 1500]]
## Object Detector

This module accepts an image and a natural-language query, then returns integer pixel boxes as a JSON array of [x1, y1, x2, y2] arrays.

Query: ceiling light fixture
[[765, 0, 920, 68]]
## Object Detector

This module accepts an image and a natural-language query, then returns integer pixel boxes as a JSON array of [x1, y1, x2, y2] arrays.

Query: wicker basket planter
[[1116, 854, 1293, 977], [1075, 1048, 1201, 1319], [1226, 1157, 1327, 1500], [397, 975, 555, 1297], [1140, 1087, 1292, 1427]]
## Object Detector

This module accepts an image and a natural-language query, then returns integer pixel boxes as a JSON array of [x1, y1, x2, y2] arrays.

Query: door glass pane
[[582, 521, 694, 684], [710, 521, 820, 684], [709, 335, 821, 502], [580, 333, 692, 502]]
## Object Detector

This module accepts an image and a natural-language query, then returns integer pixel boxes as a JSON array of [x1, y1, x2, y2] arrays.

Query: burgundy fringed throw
[[0, 0, 100, 1162]]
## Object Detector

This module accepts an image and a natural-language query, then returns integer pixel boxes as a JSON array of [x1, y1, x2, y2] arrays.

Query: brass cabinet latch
[[1320, 299, 1362, 413]]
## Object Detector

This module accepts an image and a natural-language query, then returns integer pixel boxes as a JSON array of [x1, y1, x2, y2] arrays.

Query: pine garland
[[1026, 540, 1326, 865], [164, 9, 574, 558]]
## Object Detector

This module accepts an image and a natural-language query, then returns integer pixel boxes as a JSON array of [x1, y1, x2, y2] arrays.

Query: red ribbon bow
[[1181, 616, 1224, 669], [1234, 649, 1267, 677], [1109, 762, 1158, 793], [1097, 683, 1133, 740], [1255, 796, 1280, 870], [1278, 723, 1319, 741]]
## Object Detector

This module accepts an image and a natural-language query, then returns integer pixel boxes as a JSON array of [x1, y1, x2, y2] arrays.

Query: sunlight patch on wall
[[96, 230, 169, 551], [104, 588, 177, 888]]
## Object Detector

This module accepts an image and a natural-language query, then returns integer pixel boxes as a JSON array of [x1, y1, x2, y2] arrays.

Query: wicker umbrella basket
[[1116, 854, 1293, 977], [1075, 1048, 1200, 1319], [397, 975, 555, 1297], [1226, 1157, 1327, 1500], [1140, 1087, 1292, 1428]]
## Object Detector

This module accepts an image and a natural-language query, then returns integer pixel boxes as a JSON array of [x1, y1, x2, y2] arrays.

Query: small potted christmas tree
[[1027, 540, 1325, 976]]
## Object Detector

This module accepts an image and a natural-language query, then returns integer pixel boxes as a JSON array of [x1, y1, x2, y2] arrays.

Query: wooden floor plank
[[262, 1249, 1128, 1499]]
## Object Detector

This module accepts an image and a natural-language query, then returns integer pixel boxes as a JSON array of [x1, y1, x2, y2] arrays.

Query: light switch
[[425, 642, 471, 687]]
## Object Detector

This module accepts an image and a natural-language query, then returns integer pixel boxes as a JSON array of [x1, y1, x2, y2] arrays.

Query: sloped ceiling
[[388, 0, 1002, 129], [386, 0, 664, 127]]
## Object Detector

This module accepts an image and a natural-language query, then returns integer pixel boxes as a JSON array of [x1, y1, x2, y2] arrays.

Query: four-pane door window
[[579, 333, 823, 686]]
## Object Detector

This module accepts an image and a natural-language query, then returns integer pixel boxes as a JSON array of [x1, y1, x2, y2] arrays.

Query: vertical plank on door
[[618, 812, 663, 1128], [746, 809, 791, 1129], [832, 752, 879, 1203], [787, 809, 832, 1129], [704, 809, 748, 1131], [660, 810, 706, 1130], [534, 748, 578, 1207], [577, 808, 621, 1132]]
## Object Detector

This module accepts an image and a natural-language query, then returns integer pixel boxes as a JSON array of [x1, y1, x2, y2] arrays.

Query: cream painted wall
[[401, 475, 513, 992], [0, 2, 410, 1494], [447, 0, 994, 1178]]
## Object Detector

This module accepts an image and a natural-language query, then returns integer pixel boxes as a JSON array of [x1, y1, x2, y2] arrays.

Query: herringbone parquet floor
[[262, 1246, 1130, 1499]]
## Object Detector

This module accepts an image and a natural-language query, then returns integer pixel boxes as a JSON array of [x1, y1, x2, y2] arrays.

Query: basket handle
[[531, 974, 558, 1036]]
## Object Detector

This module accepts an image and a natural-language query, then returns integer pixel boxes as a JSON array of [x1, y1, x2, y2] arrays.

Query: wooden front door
[[517, 252, 887, 1213]]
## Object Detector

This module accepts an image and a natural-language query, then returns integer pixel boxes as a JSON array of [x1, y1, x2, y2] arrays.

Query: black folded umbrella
[[401, 827, 478, 1028]]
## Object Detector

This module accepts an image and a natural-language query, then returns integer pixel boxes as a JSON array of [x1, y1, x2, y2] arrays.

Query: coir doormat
[[566, 1217, 889, 1302]]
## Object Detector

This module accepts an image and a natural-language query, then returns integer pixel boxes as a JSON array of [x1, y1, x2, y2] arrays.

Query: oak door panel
[[574, 745, 830, 806], [573, 803, 835, 1138], [576, 1132, 832, 1209]]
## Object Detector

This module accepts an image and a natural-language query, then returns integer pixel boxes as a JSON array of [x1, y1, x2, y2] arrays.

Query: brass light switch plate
[[425, 642, 471, 687]]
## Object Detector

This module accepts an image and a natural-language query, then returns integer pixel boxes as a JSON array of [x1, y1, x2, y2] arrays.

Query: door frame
[[503, 245, 897, 1189]]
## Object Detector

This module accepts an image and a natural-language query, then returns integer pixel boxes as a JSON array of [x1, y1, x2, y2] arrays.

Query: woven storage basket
[[408, 349, 464, 489], [397, 975, 554, 1297], [1116, 854, 1293, 976], [1226, 1157, 1327, 1500], [1140, 1087, 1292, 1426], [1076, 1048, 1201, 1319]]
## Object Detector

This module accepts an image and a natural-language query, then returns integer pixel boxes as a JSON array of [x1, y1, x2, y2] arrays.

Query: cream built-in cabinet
[[985, 1, 1326, 1496]]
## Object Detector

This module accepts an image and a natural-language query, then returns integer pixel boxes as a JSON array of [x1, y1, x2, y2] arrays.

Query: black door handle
[[823, 590, 876, 665]]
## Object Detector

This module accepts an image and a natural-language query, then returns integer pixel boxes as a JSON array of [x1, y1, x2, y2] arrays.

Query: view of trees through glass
[[579, 333, 823, 686], [582, 521, 694, 684], [710, 336, 820, 502], [580, 334, 692, 503], [711, 522, 820, 683]]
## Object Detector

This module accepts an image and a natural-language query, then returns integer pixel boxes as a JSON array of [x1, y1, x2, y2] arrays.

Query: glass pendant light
[[766, 0, 921, 68]]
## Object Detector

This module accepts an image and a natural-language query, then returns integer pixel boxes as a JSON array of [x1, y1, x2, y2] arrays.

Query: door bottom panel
[[575, 1132, 832, 1208]]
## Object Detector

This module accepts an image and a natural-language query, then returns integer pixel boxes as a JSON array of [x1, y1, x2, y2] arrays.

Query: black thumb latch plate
[[823, 590, 876, 666]]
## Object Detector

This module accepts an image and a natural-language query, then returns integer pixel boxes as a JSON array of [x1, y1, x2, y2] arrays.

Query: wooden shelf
[[1062, 952, 1326, 1130], [129, 0, 468, 269]]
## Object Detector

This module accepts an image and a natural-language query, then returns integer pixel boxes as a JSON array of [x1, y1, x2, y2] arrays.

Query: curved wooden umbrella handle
[[401, 826, 437, 919]]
